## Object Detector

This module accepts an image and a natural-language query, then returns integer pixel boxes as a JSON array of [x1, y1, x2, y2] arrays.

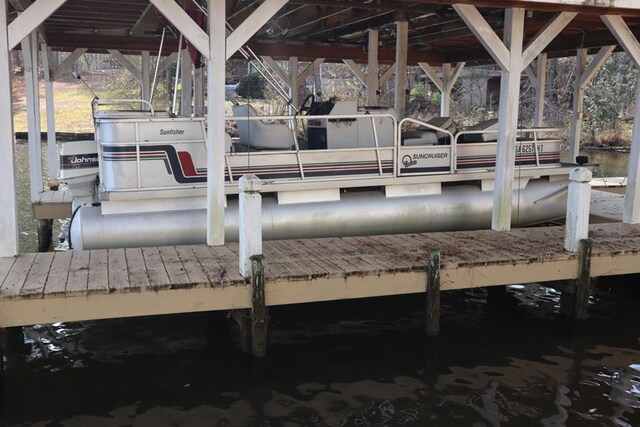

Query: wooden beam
[[297, 58, 323, 83], [343, 59, 366, 85], [520, 11, 577, 70], [52, 48, 86, 81], [22, 32, 43, 203], [533, 53, 547, 127], [41, 43, 57, 178], [580, 45, 615, 88], [625, 83, 640, 223], [569, 47, 613, 162], [226, 0, 289, 60], [493, 8, 525, 231], [602, 15, 640, 69], [379, 63, 396, 85], [0, 0, 18, 257], [394, 21, 408, 117], [453, 3, 510, 71], [206, 0, 226, 245], [289, 56, 298, 114], [367, 28, 379, 106], [261, 56, 292, 87], [180, 48, 193, 116], [418, 61, 444, 92], [7, 0, 66, 49], [107, 49, 142, 83], [149, 0, 209, 59], [141, 50, 151, 102]]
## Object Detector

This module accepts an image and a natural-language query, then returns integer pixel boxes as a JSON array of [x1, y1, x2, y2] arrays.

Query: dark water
[[2, 286, 640, 426], [3, 145, 639, 426]]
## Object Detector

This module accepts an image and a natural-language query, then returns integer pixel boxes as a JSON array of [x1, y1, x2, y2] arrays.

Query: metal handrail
[[227, 112, 397, 182], [93, 98, 155, 116], [398, 117, 456, 174]]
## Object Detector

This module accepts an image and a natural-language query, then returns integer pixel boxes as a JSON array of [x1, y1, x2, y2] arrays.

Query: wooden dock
[[32, 190, 72, 220], [0, 222, 639, 329]]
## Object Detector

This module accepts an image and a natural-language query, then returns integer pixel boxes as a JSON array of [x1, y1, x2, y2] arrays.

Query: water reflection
[[0, 287, 639, 426]]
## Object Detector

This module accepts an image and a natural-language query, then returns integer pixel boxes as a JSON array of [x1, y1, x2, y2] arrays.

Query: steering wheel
[[298, 94, 315, 115]]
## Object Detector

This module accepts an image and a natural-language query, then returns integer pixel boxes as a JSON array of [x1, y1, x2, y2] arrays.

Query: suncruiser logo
[[402, 155, 417, 168], [160, 128, 185, 135], [403, 152, 448, 167]]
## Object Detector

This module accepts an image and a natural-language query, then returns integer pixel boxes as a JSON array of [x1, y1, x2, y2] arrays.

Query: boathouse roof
[[11, 0, 640, 64]]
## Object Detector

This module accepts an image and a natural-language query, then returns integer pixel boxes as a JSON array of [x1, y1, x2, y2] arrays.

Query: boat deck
[[0, 222, 639, 328]]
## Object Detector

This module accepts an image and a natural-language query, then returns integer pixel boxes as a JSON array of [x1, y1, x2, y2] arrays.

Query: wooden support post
[[37, 218, 52, 252], [206, 0, 226, 246], [533, 53, 547, 128], [41, 43, 58, 180], [230, 309, 252, 354], [418, 61, 465, 117], [602, 16, 640, 224], [426, 249, 441, 337], [367, 28, 379, 106], [194, 66, 204, 116], [575, 239, 592, 320], [569, 49, 587, 163], [455, 5, 575, 231], [394, 21, 408, 118], [493, 9, 524, 232], [251, 254, 267, 357], [288, 57, 298, 116], [239, 174, 262, 278], [564, 167, 592, 252], [0, 0, 18, 258], [180, 48, 193, 116], [568, 46, 615, 162], [141, 50, 151, 103], [22, 31, 43, 203], [0, 328, 5, 388]]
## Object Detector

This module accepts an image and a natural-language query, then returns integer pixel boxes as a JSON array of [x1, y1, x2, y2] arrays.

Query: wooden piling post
[[426, 249, 441, 337], [251, 254, 268, 357], [564, 167, 592, 252], [575, 239, 592, 320], [239, 174, 262, 278], [0, 328, 6, 387], [37, 219, 53, 252]]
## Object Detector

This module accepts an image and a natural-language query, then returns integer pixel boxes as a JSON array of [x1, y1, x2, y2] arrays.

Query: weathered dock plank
[[0, 253, 36, 298], [0, 223, 639, 328], [107, 248, 130, 292], [87, 249, 109, 295], [140, 247, 171, 290], [44, 251, 72, 297], [21, 252, 54, 297]]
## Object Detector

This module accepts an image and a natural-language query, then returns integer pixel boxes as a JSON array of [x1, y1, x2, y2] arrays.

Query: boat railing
[[226, 112, 397, 183], [91, 98, 156, 118], [453, 127, 563, 170], [397, 118, 456, 175]]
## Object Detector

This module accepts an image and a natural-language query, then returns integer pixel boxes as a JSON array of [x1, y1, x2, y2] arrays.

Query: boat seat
[[458, 118, 499, 143], [402, 116, 455, 146], [232, 104, 295, 150]]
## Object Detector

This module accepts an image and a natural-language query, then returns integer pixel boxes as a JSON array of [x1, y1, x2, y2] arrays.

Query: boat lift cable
[[189, 0, 296, 112]]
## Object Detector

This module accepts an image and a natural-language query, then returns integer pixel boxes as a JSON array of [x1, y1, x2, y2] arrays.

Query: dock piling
[[564, 167, 592, 252], [426, 249, 441, 337], [37, 219, 53, 252], [575, 239, 592, 320], [251, 254, 268, 357], [239, 174, 262, 278]]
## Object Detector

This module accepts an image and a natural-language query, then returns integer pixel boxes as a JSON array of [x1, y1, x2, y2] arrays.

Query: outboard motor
[[59, 140, 99, 208]]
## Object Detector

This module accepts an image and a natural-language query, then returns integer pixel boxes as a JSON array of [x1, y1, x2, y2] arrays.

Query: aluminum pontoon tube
[[70, 179, 568, 250]]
